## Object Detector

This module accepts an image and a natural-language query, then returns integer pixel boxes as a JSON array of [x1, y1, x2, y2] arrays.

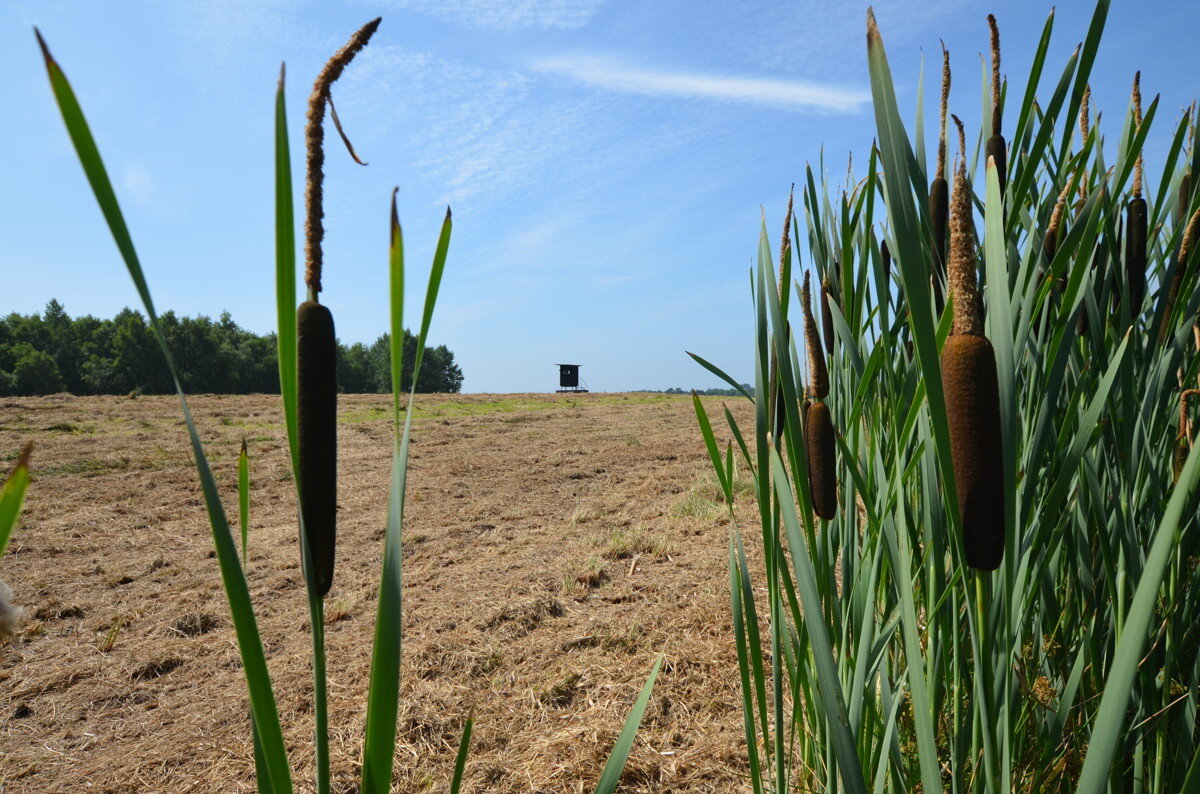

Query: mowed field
[[0, 392, 759, 792]]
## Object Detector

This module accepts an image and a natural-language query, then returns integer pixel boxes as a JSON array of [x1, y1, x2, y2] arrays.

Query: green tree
[[12, 346, 64, 395]]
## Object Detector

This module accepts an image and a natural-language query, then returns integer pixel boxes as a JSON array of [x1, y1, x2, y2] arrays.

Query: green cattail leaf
[[770, 448, 868, 793], [275, 65, 299, 485], [693, 393, 732, 505], [1009, 8, 1056, 162], [362, 196, 451, 792], [686, 351, 753, 400], [239, 440, 249, 568], [728, 536, 765, 793], [449, 716, 474, 794], [0, 445, 32, 559], [591, 656, 663, 794], [865, 13, 947, 791], [36, 30, 294, 794]]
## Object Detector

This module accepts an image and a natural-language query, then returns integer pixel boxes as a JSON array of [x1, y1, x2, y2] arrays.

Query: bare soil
[[0, 393, 757, 792]]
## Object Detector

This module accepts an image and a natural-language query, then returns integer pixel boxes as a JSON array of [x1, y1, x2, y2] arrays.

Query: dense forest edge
[[0, 300, 463, 396]]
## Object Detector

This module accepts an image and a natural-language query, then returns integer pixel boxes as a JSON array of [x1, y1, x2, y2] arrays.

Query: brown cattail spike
[[805, 401, 837, 520], [304, 18, 382, 297], [1044, 172, 1077, 267], [1177, 171, 1193, 229], [297, 300, 338, 596], [937, 43, 951, 182], [949, 115, 982, 336], [821, 273, 837, 355], [1077, 85, 1091, 209], [1175, 389, 1200, 481], [943, 113, 1005, 570], [930, 45, 951, 314], [987, 14, 1002, 135], [768, 187, 795, 443], [1131, 72, 1144, 199], [802, 271, 829, 399], [1160, 207, 1200, 342], [985, 15, 1007, 195]]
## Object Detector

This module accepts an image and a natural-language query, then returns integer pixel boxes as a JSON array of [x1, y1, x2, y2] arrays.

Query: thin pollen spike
[[938, 42, 951, 181], [304, 18, 382, 297], [988, 14, 1002, 135], [1132, 72, 1145, 198]]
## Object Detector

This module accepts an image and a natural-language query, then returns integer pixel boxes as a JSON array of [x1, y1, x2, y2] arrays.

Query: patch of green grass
[[669, 492, 720, 520], [561, 556, 608, 594], [596, 527, 673, 560]]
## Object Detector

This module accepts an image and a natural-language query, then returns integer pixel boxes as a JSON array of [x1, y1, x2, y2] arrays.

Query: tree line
[[0, 300, 463, 396]]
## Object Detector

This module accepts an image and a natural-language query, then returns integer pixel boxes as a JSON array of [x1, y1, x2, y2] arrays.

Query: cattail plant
[[943, 116, 1004, 570], [929, 45, 951, 313], [985, 15, 1007, 197], [768, 188, 795, 443], [821, 271, 837, 354], [1127, 72, 1148, 319], [297, 18, 380, 598], [696, 6, 1200, 790], [802, 271, 837, 519], [1176, 105, 1194, 228], [1173, 389, 1200, 481], [1159, 206, 1200, 343]]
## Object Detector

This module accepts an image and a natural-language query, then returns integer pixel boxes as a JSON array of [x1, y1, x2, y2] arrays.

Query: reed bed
[[693, 2, 1200, 791]]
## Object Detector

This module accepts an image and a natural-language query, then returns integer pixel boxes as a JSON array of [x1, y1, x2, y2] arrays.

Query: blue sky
[[4, 0, 1199, 392]]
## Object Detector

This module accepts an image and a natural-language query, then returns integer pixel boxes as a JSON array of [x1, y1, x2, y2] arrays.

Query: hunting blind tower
[[557, 364, 587, 393]]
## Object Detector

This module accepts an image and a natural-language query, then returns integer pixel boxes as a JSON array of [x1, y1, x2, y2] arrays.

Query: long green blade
[[36, 30, 294, 794], [0, 445, 32, 559], [361, 195, 452, 791], [592, 656, 663, 794]]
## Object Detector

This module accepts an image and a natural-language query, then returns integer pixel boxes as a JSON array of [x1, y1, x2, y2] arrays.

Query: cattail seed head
[[297, 300, 338, 596], [986, 14, 1007, 195], [942, 112, 1005, 571], [1160, 206, 1200, 342], [1131, 72, 1145, 200], [802, 271, 829, 399], [821, 273, 837, 355], [937, 43, 951, 182], [948, 115, 983, 337], [1125, 196, 1148, 319], [1176, 171, 1192, 230], [1044, 172, 1077, 269], [941, 334, 1005, 569], [805, 400, 837, 520], [1173, 436, 1189, 482], [1174, 389, 1200, 481]]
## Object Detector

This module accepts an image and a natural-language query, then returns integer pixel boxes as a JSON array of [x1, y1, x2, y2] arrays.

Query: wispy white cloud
[[531, 55, 869, 112], [366, 0, 604, 30], [121, 162, 178, 217]]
